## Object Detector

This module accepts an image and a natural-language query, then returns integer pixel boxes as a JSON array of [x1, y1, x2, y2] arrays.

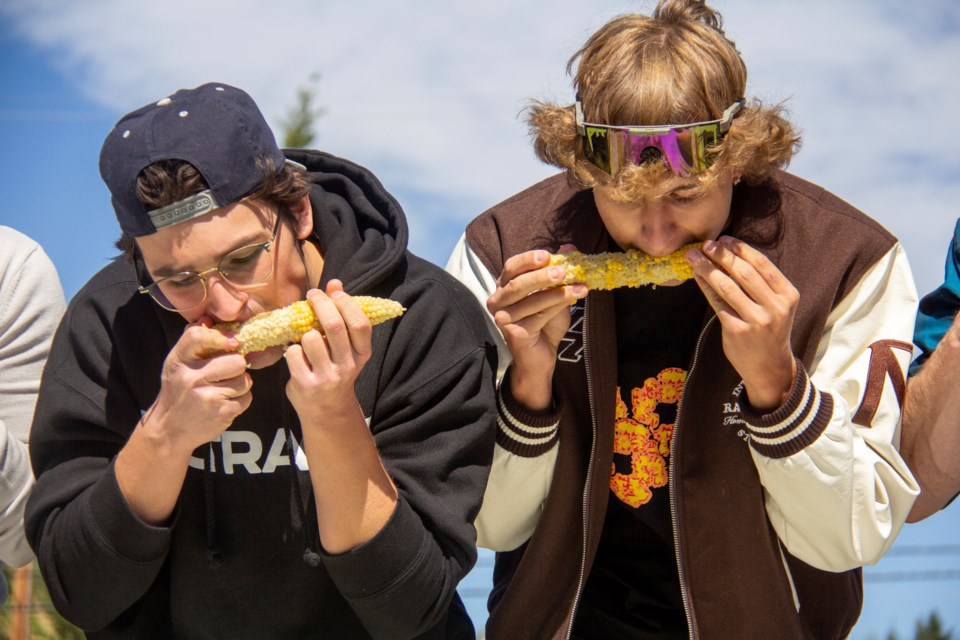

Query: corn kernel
[[549, 243, 697, 290], [213, 296, 406, 355]]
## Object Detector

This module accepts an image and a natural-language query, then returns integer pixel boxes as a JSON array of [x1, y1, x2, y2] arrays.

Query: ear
[[288, 195, 314, 239]]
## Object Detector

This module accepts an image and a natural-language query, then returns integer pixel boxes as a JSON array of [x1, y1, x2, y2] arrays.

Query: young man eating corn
[[446, 1, 920, 638], [25, 82, 496, 639]]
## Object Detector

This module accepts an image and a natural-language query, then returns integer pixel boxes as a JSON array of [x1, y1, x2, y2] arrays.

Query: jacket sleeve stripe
[[495, 423, 559, 458], [495, 371, 560, 458], [741, 360, 833, 459]]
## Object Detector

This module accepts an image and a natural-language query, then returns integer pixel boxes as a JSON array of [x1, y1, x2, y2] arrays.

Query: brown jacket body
[[458, 171, 914, 639]]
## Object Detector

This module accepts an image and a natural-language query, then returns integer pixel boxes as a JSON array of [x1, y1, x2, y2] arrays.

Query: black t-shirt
[[572, 279, 707, 640]]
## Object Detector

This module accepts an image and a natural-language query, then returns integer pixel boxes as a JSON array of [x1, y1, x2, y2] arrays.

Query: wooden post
[[10, 563, 33, 640]]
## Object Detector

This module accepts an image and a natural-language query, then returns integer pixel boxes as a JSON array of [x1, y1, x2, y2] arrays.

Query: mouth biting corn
[[212, 297, 406, 356], [549, 243, 697, 290]]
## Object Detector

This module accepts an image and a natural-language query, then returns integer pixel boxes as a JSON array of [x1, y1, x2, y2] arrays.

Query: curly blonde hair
[[530, 0, 800, 202]]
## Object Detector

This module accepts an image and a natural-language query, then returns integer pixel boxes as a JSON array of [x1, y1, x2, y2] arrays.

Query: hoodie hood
[[126, 149, 413, 572], [284, 148, 409, 295]]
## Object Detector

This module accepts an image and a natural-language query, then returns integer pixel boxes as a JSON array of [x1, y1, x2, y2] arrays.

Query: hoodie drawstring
[[282, 395, 323, 567], [204, 442, 222, 564], [201, 385, 322, 568]]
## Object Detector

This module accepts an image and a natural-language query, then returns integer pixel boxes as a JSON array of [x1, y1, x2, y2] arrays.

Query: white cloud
[[2, 0, 958, 291]]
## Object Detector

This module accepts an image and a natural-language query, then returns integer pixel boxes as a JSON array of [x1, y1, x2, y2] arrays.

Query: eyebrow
[[149, 228, 271, 278], [666, 178, 704, 194]]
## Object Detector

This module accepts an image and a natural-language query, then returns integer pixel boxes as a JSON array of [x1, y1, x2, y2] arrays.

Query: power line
[[882, 544, 960, 557], [864, 569, 960, 583]]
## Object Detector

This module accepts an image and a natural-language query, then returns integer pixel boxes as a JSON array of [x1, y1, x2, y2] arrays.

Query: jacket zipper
[[670, 314, 715, 640], [565, 298, 596, 640]]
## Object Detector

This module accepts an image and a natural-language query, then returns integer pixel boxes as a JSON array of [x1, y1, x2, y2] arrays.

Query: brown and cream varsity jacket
[[446, 171, 920, 640]]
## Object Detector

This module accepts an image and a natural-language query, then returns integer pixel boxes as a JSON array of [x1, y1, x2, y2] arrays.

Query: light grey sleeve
[[0, 227, 66, 566], [0, 416, 33, 566], [0, 226, 66, 442]]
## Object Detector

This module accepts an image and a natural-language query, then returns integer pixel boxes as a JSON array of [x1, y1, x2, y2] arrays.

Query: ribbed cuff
[[85, 461, 174, 562], [321, 497, 423, 599], [740, 359, 833, 459], [495, 367, 560, 458]]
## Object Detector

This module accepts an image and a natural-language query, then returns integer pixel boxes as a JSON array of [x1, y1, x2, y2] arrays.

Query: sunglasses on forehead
[[575, 98, 744, 177]]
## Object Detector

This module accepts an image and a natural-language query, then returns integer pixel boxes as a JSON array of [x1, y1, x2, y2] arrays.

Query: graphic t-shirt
[[572, 278, 707, 640]]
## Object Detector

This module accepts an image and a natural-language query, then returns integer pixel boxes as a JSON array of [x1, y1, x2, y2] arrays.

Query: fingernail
[[719, 236, 735, 247], [535, 250, 549, 263], [703, 240, 718, 252], [572, 284, 588, 297], [685, 248, 702, 263], [549, 266, 562, 280]]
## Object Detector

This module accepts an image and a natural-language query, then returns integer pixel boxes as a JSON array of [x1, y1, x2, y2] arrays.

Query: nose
[[202, 273, 247, 322], [637, 203, 678, 257]]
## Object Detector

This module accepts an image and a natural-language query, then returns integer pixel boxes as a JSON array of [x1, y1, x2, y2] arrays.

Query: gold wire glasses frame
[[138, 209, 285, 312]]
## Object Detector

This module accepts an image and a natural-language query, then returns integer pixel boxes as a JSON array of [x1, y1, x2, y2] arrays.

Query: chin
[[245, 346, 284, 370]]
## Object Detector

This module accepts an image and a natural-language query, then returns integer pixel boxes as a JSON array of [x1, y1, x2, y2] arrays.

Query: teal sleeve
[[911, 218, 960, 376]]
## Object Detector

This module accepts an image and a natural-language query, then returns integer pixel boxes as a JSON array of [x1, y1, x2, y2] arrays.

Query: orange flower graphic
[[610, 367, 686, 507]]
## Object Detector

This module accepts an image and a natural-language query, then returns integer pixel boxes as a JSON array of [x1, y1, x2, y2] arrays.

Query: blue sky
[[1, 1, 958, 637]]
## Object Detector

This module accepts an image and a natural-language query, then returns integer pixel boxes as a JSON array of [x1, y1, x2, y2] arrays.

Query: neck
[[300, 238, 325, 290]]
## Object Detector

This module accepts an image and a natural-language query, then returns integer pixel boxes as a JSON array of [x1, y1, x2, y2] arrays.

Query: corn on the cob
[[549, 243, 697, 290], [213, 297, 405, 355]]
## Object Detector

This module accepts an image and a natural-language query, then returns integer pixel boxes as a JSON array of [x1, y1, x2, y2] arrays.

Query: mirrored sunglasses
[[576, 99, 743, 177]]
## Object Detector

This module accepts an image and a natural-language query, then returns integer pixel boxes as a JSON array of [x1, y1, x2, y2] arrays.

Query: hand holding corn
[[485, 242, 694, 411], [211, 296, 405, 356], [548, 243, 697, 291]]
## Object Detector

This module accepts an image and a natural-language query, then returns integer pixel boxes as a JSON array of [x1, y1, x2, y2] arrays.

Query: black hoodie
[[25, 149, 497, 639]]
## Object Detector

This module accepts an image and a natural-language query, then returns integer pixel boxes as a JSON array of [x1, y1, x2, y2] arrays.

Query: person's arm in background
[[901, 219, 960, 521], [0, 227, 66, 594], [902, 315, 960, 520], [0, 417, 33, 569]]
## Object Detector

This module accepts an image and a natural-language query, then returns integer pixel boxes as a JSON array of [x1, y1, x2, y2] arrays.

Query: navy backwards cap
[[99, 82, 300, 237]]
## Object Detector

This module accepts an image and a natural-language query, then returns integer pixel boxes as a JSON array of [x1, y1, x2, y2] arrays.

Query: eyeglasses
[[576, 99, 743, 177], [139, 210, 284, 312]]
